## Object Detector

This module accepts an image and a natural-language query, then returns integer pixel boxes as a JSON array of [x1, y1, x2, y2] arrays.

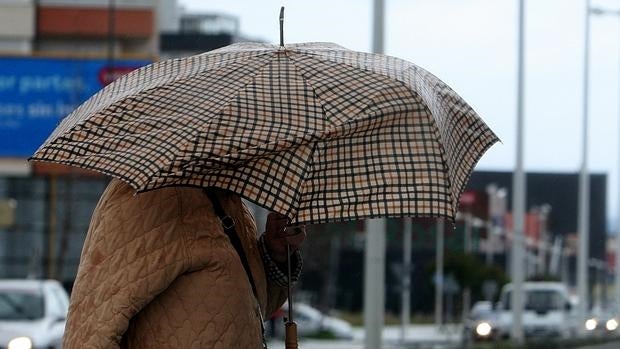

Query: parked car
[[270, 302, 354, 340], [0, 279, 69, 349], [493, 282, 578, 340]]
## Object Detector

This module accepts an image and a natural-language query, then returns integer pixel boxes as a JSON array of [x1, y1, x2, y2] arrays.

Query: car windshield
[[0, 290, 44, 320], [525, 290, 563, 311], [502, 289, 563, 312]]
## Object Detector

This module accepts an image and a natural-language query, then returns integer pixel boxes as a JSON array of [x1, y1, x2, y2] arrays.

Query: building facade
[[0, 0, 159, 286]]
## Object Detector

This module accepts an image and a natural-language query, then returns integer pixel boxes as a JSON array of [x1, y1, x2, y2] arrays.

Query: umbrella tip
[[279, 6, 285, 47]]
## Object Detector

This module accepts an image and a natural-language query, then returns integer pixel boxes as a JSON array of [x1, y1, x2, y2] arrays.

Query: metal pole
[[364, 219, 386, 349], [616, 14, 620, 315], [401, 217, 412, 344], [588, 5, 620, 315], [107, 0, 115, 69], [511, 0, 526, 342], [364, 1, 386, 348], [486, 184, 497, 266], [46, 176, 57, 279], [577, 0, 591, 334], [463, 213, 472, 322], [372, 0, 384, 54], [435, 219, 445, 327]]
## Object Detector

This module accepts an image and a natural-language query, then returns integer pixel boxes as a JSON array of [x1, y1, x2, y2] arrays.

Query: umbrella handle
[[279, 7, 285, 47], [285, 320, 298, 349], [284, 243, 299, 348]]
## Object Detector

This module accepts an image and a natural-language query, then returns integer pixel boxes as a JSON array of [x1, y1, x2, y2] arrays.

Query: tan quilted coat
[[63, 180, 288, 348]]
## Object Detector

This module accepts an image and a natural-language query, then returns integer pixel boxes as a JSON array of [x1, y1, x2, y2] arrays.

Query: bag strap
[[204, 190, 267, 348]]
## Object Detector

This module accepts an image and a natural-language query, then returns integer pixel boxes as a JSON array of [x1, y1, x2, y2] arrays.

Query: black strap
[[204, 190, 267, 349], [204, 190, 259, 300]]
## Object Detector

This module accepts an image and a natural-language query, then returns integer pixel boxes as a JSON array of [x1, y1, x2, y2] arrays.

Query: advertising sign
[[0, 56, 150, 157]]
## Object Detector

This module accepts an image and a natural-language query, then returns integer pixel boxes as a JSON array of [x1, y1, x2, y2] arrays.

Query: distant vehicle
[[493, 282, 578, 340], [271, 302, 354, 340], [585, 304, 619, 337], [0, 279, 69, 349], [463, 301, 497, 342]]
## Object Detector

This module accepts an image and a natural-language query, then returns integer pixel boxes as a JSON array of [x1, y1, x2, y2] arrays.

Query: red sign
[[459, 191, 476, 206], [98, 66, 137, 86]]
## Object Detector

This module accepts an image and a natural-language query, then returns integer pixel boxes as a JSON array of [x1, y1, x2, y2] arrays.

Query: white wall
[[0, 39, 32, 54], [0, 0, 35, 54], [158, 0, 180, 33]]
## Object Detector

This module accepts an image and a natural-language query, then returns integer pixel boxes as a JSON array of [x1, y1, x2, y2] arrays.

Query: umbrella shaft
[[287, 243, 293, 321]]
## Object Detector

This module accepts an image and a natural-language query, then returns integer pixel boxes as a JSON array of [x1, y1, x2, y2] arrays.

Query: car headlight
[[606, 318, 618, 331], [475, 322, 493, 337], [8, 337, 32, 349], [585, 318, 598, 331]]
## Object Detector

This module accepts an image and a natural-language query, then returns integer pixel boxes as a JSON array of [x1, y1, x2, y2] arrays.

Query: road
[[268, 324, 461, 349], [576, 341, 620, 349]]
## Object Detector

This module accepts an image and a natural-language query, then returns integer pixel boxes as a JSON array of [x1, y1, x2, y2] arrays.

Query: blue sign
[[0, 57, 150, 157]]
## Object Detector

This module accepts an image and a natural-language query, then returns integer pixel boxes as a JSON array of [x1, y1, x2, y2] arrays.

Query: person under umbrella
[[61, 179, 304, 348], [31, 10, 498, 348]]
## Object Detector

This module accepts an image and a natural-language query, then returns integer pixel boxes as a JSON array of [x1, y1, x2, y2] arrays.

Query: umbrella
[[30, 10, 498, 348], [30, 47, 498, 225]]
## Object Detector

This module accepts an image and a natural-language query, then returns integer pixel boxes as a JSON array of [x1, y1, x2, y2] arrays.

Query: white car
[[494, 282, 578, 340], [0, 279, 69, 349]]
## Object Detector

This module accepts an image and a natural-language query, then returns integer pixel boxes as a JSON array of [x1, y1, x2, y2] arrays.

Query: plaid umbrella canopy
[[31, 42, 499, 225]]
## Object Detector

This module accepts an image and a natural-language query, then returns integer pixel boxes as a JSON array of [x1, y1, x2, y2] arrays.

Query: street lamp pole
[[577, 0, 592, 333], [364, 1, 386, 348], [511, 0, 526, 343], [435, 219, 445, 327], [617, 12, 620, 314], [589, 3, 620, 315]]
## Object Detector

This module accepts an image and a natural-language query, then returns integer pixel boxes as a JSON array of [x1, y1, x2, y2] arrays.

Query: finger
[[281, 226, 305, 237], [285, 232, 305, 244], [283, 227, 306, 247], [265, 212, 289, 234]]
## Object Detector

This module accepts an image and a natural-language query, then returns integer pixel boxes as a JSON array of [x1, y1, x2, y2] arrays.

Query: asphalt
[[266, 340, 620, 349], [574, 341, 620, 349]]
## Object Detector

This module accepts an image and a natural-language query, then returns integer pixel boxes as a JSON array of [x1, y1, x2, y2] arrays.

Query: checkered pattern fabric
[[31, 42, 499, 224]]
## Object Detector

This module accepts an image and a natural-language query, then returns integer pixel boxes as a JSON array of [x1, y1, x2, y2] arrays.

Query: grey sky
[[180, 0, 620, 230]]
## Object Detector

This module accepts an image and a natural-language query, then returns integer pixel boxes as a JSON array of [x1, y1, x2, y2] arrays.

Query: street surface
[[268, 324, 461, 349], [267, 324, 620, 349], [576, 342, 620, 349]]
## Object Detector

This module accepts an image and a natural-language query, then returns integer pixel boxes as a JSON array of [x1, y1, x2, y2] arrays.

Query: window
[[0, 290, 44, 320]]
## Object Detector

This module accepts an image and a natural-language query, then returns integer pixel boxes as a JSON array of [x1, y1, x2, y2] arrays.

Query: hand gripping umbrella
[[30, 8, 498, 348]]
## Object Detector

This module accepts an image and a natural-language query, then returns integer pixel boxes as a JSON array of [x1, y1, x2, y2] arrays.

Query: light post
[[590, 2, 620, 316], [435, 219, 445, 328], [401, 217, 412, 344], [365, 2, 386, 348], [577, 0, 592, 334], [511, 0, 526, 342]]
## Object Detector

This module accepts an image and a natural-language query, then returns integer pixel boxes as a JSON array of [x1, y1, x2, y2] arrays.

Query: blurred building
[[159, 8, 263, 59], [300, 171, 609, 314], [467, 171, 608, 262], [0, 0, 263, 289], [0, 0, 157, 57], [0, 0, 159, 286], [0, 0, 35, 54]]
